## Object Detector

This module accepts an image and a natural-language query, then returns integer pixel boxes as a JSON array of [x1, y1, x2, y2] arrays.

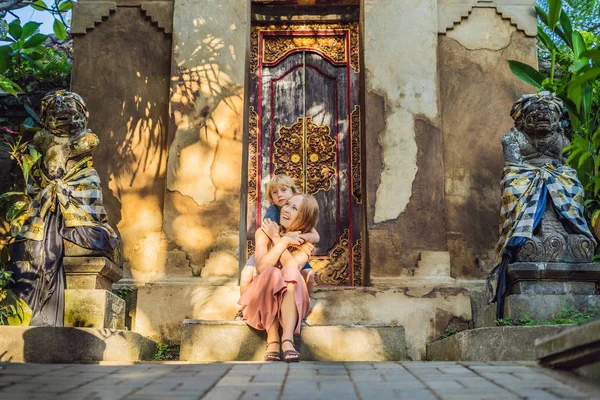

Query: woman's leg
[[266, 317, 281, 353], [301, 268, 315, 294], [280, 279, 298, 353]]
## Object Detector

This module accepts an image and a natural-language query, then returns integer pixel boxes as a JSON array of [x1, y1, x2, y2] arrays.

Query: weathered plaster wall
[[363, 0, 447, 277], [71, 1, 173, 282], [439, 7, 537, 278], [165, 0, 248, 279]]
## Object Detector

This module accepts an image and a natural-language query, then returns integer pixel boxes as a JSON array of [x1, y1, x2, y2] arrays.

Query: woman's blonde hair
[[286, 194, 319, 233], [265, 174, 299, 203]]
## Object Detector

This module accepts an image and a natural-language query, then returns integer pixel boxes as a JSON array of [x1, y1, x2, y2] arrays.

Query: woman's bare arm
[[299, 227, 319, 244], [254, 229, 307, 273]]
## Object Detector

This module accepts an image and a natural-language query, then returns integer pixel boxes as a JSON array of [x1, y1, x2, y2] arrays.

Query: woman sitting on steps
[[238, 194, 319, 362]]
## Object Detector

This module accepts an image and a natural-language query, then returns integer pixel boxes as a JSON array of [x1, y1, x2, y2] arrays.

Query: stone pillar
[[363, 0, 447, 278], [71, 0, 174, 282], [438, 1, 538, 279], [164, 0, 248, 279]]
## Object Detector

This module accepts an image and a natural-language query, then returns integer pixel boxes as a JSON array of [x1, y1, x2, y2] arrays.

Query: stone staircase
[[180, 320, 407, 362], [129, 251, 481, 361]]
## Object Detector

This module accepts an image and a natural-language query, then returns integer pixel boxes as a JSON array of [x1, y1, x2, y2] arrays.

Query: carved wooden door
[[246, 23, 362, 286]]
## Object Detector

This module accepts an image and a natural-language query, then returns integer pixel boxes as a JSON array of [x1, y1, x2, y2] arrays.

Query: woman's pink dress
[[238, 255, 310, 334]]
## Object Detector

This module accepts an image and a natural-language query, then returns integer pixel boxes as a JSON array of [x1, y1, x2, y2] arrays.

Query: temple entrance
[[244, 22, 363, 286]]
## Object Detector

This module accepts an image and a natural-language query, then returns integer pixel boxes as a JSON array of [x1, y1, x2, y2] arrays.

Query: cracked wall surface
[[364, 0, 447, 277], [440, 7, 538, 278], [71, 5, 172, 282], [165, 0, 247, 278]]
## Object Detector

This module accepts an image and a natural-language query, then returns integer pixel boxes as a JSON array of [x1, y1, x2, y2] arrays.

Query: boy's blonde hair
[[286, 194, 319, 234], [266, 174, 299, 203]]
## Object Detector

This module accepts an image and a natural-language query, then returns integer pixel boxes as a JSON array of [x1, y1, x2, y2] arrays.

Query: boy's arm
[[299, 227, 320, 244]]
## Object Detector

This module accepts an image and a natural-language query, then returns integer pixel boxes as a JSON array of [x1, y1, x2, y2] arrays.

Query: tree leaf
[[578, 151, 592, 169], [23, 33, 48, 49], [7, 20, 22, 41], [58, 0, 72, 11], [31, 0, 48, 11], [22, 154, 36, 184], [537, 27, 556, 53], [592, 209, 600, 239], [0, 192, 24, 201], [6, 201, 26, 222], [0, 45, 12, 73], [507, 60, 547, 89], [572, 31, 587, 62], [23, 102, 41, 123], [53, 20, 67, 41], [582, 83, 592, 126], [547, 0, 563, 31], [559, 9, 573, 47], [28, 145, 41, 163], [21, 22, 42, 39]]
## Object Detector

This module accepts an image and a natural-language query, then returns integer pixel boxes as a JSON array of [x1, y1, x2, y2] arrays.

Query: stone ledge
[[64, 257, 122, 290], [507, 262, 600, 282], [536, 319, 600, 375], [483, 295, 600, 326], [427, 325, 571, 361], [180, 320, 407, 362], [0, 326, 156, 363]]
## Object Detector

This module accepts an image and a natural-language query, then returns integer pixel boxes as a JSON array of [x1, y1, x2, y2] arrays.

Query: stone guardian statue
[[487, 92, 597, 318], [8, 91, 119, 326]]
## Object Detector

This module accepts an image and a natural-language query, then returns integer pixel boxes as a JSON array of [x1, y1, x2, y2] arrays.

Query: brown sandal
[[282, 339, 300, 363], [264, 341, 281, 362]]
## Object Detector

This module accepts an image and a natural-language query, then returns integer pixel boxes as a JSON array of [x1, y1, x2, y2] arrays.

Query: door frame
[[240, 21, 366, 286]]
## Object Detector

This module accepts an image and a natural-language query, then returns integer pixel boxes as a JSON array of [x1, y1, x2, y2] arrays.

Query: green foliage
[[154, 344, 179, 361], [0, 18, 71, 95], [495, 307, 597, 326], [0, 130, 41, 238], [440, 328, 458, 339], [509, 0, 600, 241], [113, 285, 135, 300]]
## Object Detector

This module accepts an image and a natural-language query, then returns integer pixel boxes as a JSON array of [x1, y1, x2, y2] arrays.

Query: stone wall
[[71, 0, 174, 281], [438, 4, 537, 278], [165, 0, 248, 280], [363, 0, 447, 279]]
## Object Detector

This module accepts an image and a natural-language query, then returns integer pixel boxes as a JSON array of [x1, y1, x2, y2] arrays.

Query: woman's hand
[[284, 231, 304, 246], [261, 219, 281, 241]]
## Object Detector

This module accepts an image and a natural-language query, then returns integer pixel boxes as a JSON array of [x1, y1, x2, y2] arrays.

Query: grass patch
[[495, 307, 597, 327], [154, 344, 180, 361]]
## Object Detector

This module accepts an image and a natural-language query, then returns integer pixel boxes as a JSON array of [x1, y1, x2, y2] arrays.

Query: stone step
[[427, 325, 572, 361], [134, 280, 478, 360], [180, 320, 407, 362], [0, 326, 157, 363], [535, 318, 600, 380]]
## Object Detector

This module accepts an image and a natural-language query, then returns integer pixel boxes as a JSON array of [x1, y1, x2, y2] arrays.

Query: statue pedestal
[[64, 256, 125, 329], [484, 262, 600, 325], [64, 256, 122, 290]]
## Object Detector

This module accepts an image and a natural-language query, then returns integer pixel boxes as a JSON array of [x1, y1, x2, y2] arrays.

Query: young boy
[[239, 174, 319, 296]]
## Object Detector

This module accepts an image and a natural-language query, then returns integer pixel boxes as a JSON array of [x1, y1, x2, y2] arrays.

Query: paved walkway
[[0, 361, 598, 400]]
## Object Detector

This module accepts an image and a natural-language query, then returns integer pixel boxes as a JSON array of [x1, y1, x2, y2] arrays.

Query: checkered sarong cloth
[[18, 156, 117, 242], [496, 162, 594, 259]]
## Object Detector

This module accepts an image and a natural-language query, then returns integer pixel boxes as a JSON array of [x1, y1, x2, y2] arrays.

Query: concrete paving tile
[[202, 386, 245, 400], [345, 363, 375, 370]]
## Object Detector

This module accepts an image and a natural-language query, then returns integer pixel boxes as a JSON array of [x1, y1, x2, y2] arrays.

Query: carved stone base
[[64, 257, 122, 291], [515, 203, 595, 263]]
